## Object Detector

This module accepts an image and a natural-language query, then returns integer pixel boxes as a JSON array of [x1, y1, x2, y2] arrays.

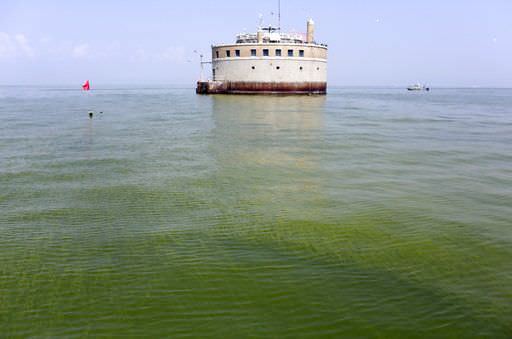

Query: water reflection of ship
[[211, 95, 325, 169], [211, 95, 325, 128], [209, 96, 326, 219]]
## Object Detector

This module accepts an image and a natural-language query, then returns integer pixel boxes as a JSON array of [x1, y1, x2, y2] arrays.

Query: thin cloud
[[15, 34, 34, 57], [72, 43, 90, 58], [0, 32, 34, 59], [0, 32, 16, 58]]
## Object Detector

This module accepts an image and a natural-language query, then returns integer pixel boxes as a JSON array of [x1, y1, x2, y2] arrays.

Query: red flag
[[82, 80, 90, 91]]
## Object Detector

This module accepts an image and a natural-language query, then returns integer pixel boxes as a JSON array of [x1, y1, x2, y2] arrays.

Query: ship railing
[[235, 32, 307, 43], [215, 40, 328, 47]]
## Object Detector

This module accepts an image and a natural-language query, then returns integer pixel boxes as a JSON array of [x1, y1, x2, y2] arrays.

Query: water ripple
[[1, 87, 511, 337]]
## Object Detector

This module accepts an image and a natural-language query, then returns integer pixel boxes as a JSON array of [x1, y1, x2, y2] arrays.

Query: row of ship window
[[248, 66, 320, 71], [216, 49, 305, 58]]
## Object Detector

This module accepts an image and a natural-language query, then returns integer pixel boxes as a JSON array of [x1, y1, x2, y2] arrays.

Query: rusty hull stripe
[[197, 81, 327, 94]]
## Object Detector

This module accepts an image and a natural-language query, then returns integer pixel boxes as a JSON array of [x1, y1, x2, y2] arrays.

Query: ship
[[407, 83, 430, 91], [196, 18, 328, 95]]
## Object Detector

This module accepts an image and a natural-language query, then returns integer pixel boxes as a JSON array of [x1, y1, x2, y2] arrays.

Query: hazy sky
[[1, 0, 511, 86]]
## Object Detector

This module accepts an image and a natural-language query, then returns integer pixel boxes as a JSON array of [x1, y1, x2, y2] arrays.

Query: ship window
[[288, 49, 294, 57], [216, 51, 219, 58], [235, 50, 240, 57], [251, 49, 257, 56], [226, 50, 231, 57], [299, 50, 305, 57], [263, 49, 269, 56], [275, 49, 282, 57]]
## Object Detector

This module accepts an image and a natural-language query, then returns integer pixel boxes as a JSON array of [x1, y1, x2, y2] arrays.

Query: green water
[[1, 86, 511, 337]]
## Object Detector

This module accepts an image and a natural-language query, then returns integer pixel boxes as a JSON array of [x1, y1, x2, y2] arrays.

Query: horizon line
[[1, 83, 511, 90]]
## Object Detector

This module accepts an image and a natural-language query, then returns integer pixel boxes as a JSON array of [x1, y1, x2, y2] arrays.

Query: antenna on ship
[[278, 0, 281, 31]]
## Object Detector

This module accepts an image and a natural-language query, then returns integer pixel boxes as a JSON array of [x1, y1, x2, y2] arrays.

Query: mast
[[193, 50, 204, 81]]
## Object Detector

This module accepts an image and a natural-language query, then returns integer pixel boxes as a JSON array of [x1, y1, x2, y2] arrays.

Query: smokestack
[[257, 29, 264, 43], [306, 19, 315, 43]]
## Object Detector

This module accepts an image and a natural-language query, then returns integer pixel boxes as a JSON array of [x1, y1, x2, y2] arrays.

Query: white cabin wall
[[212, 58, 327, 83]]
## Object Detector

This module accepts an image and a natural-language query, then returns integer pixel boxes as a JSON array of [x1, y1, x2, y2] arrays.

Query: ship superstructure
[[196, 19, 328, 94]]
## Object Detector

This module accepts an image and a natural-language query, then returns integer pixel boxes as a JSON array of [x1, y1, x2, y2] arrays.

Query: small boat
[[407, 83, 430, 91]]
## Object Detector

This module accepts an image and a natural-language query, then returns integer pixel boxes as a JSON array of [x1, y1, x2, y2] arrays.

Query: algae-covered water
[[1, 86, 511, 337]]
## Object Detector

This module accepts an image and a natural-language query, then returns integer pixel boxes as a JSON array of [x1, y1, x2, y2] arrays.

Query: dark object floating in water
[[88, 111, 94, 119]]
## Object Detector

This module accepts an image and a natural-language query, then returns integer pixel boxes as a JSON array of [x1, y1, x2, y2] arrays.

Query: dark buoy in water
[[88, 111, 93, 119]]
